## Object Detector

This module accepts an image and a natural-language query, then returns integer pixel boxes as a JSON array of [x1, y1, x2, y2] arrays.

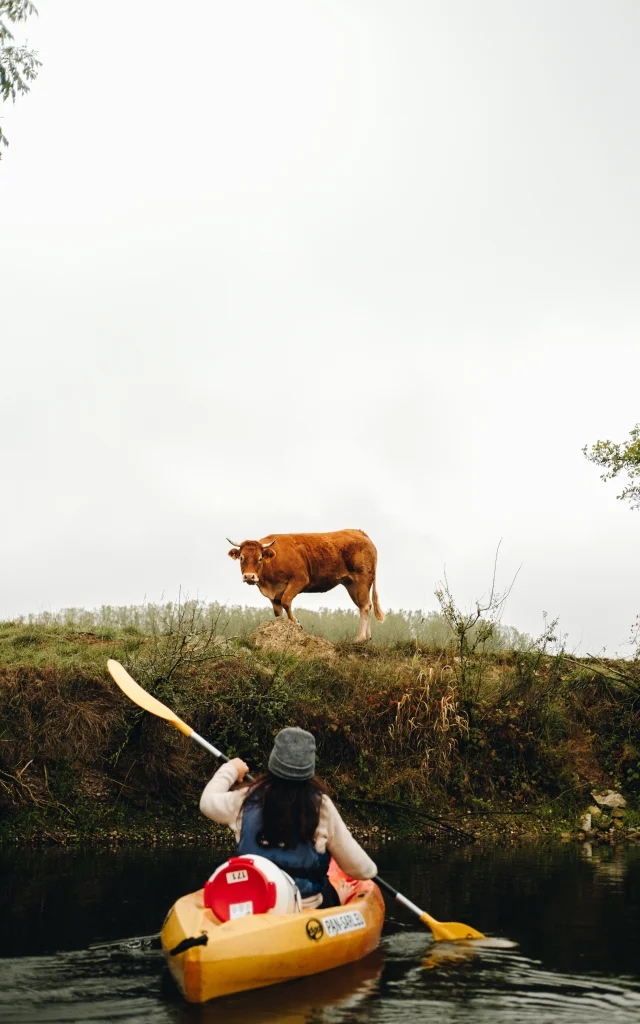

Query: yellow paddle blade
[[106, 659, 193, 738], [420, 913, 485, 942]]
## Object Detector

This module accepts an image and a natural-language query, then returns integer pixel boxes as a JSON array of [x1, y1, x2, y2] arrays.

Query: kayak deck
[[161, 869, 385, 1003]]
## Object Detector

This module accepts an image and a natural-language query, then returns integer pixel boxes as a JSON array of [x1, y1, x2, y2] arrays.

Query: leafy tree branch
[[0, 1, 41, 157], [583, 423, 640, 511]]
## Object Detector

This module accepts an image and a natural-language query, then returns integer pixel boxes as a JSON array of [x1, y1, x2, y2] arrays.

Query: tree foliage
[[583, 424, 640, 511], [0, 1, 41, 157]]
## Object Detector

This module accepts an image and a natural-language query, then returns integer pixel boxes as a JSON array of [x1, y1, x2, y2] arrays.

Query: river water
[[1, 840, 638, 1023]]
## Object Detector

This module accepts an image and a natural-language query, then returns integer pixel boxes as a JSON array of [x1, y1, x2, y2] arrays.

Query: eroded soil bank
[[1, 620, 638, 846]]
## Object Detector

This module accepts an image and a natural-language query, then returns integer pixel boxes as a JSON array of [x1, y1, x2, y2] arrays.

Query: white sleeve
[[323, 797, 378, 879], [199, 762, 246, 826]]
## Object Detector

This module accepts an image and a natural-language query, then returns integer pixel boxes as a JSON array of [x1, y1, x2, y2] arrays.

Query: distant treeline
[[18, 601, 532, 649]]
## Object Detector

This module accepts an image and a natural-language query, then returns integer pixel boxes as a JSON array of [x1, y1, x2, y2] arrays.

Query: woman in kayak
[[200, 727, 377, 909]]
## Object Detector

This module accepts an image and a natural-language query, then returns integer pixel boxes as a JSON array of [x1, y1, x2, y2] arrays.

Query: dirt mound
[[249, 620, 337, 661]]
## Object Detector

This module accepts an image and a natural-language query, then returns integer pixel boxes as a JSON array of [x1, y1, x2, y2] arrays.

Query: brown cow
[[226, 529, 384, 641]]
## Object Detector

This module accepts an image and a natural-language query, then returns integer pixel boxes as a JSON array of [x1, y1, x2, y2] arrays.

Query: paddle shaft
[[189, 730, 255, 783], [375, 875, 422, 915], [190, 731, 225, 761], [377, 875, 486, 938]]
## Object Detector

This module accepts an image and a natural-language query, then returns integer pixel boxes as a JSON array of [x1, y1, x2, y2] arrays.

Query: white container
[[207, 855, 301, 918]]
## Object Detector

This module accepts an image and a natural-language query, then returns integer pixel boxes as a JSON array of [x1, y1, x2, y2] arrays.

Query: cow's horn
[[226, 537, 242, 548], [262, 540, 275, 549]]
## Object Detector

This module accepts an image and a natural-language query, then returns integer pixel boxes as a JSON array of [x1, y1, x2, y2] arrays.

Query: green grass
[[0, 620, 144, 671]]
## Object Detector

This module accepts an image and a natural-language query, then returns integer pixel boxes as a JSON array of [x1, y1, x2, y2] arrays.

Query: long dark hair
[[242, 773, 329, 849]]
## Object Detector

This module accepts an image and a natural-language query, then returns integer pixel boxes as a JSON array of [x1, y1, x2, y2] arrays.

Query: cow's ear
[[228, 548, 241, 560], [262, 547, 276, 560]]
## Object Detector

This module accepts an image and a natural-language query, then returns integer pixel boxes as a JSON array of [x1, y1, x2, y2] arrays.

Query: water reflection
[[0, 842, 638, 1023], [181, 950, 385, 1024]]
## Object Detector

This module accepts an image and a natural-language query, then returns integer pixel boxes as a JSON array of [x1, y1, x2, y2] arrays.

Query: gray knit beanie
[[268, 727, 316, 781]]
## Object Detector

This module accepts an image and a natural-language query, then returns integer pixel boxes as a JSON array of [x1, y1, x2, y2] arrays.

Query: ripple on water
[[1, 935, 640, 1024], [0, 947, 170, 1024], [378, 943, 640, 1024]]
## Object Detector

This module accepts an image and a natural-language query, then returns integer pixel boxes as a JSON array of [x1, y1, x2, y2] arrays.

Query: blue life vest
[[237, 794, 330, 899]]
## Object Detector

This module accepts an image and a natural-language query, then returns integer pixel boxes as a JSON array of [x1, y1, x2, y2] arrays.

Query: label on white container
[[226, 869, 249, 883], [229, 901, 254, 919], [323, 910, 366, 938]]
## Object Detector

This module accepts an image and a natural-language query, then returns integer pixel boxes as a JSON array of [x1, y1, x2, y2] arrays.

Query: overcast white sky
[[2, 1, 639, 652]]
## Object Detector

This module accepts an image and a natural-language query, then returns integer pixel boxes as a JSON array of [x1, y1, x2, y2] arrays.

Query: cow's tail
[[372, 574, 385, 622]]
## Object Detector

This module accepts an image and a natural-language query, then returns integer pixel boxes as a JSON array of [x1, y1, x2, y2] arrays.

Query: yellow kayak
[[161, 869, 385, 1004]]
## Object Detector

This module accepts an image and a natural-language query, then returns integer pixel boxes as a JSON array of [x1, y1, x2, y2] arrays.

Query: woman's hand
[[228, 757, 250, 782]]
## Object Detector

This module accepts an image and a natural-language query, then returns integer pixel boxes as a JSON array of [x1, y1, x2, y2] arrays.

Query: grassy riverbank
[[1, 617, 638, 845]]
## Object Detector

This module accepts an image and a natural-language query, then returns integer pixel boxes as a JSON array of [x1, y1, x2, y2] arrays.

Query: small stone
[[579, 813, 592, 832], [591, 790, 627, 810], [588, 805, 602, 818], [610, 807, 625, 819]]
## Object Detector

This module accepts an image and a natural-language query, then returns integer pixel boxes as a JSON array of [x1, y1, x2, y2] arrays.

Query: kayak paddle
[[106, 658, 484, 941], [106, 658, 254, 781]]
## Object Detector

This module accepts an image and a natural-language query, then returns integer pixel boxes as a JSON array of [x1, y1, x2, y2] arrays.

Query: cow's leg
[[280, 580, 304, 624], [271, 598, 284, 618], [358, 605, 371, 641], [344, 578, 373, 641]]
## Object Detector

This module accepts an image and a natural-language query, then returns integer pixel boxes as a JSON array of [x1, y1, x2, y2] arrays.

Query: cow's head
[[227, 538, 276, 585]]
